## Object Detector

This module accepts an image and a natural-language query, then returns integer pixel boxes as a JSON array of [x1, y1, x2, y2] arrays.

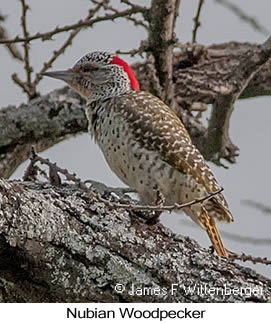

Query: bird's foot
[[84, 179, 136, 196], [145, 211, 162, 225]]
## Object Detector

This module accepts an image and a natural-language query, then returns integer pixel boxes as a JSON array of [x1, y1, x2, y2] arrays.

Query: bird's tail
[[199, 210, 228, 258]]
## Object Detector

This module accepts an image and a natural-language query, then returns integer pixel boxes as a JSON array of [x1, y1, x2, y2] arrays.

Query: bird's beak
[[42, 70, 75, 82]]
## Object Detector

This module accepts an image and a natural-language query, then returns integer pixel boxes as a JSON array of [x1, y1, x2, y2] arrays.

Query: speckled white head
[[43, 51, 139, 102]]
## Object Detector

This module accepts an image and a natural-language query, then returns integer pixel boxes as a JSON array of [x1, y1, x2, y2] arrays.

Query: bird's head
[[42, 51, 140, 102]]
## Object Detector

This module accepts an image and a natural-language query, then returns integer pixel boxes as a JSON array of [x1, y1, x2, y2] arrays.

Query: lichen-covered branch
[[0, 88, 87, 178], [0, 179, 270, 302]]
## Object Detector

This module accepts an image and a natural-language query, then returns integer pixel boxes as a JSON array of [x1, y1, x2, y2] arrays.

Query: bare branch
[[0, 7, 147, 45], [120, 0, 146, 12], [33, 29, 81, 87], [23, 155, 49, 181], [20, 0, 31, 83], [0, 13, 23, 61], [100, 188, 224, 212], [115, 48, 142, 57], [192, 0, 205, 43], [33, 1, 104, 87], [22, 156, 38, 181], [11, 73, 31, 96], [229, 252, 271, 266], [91, 0, 148, 29], [204, 91, 239, 167], [173, 36, 271, 165], [115, 40, 148, 58], [148, 0, 180, 107], [204, 35, 271, 165], [19, 0, 35, 99], [215, 0, 269, 36], [30, 147, 90, 191], [25, 149, 135, 202]]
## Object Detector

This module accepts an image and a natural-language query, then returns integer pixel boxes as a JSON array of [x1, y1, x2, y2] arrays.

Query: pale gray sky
[[1, 0, 270, 277]]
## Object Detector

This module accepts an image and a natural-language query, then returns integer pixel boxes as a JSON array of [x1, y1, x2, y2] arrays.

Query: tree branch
[[192, 0, 205, 43], [148, 0, 180, 107], [0, 179, 270, 302], [214, 0, 269, 36], [0, 88, 87, 178], [0, 13, 23, 61], [204, 36, 271, 165], [32, 1, 105, 88], [20, 0, 32, 90], [100, 188, 224, 212], [0, 7, 146, 44], [172, 37, 271, 164]]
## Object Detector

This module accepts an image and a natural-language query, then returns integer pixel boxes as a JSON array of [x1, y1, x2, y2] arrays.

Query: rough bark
[[0, 87, 87, 178], [138, 40, 271, 164], [0, 179, 270, 303], [1, 41, 271, 178], [148, 0, 180, 107]]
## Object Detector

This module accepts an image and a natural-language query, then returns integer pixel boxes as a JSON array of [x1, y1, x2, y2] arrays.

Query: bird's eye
[[81, 64, 99, 73]]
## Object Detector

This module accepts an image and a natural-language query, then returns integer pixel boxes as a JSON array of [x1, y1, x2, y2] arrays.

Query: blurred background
[[1, 0, 270, 277]]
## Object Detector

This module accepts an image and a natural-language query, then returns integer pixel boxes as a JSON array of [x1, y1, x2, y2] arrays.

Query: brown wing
[[114, 91, 233, 222]]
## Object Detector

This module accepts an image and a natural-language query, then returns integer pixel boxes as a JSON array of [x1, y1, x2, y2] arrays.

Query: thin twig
[[33, 29, 81, 87], [215, 0, 269, 36], [23, 157, 38, 181], [23, 150, 50, 181], [30, 147, 90, 191], [115, 48, 141, 56], [0, 21, 23, 61], [36, 165, 49, 180], [120, 0, 145, 11], [115, 40, 148, 58], [229, 252, 271, 266], [27, 148, 223, 213], [0, 7, 147, 44], [20, 0, 34, 98], [92, 0, 148, 29], [99, 188, 224, 212], [24, 152, 271, 266], [33, 1, 104, 87], [11, 73, 31, 95], [192, 0, 205, 43]]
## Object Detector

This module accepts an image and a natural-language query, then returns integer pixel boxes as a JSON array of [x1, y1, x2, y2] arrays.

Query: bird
[[43, 51, 233, 257]]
